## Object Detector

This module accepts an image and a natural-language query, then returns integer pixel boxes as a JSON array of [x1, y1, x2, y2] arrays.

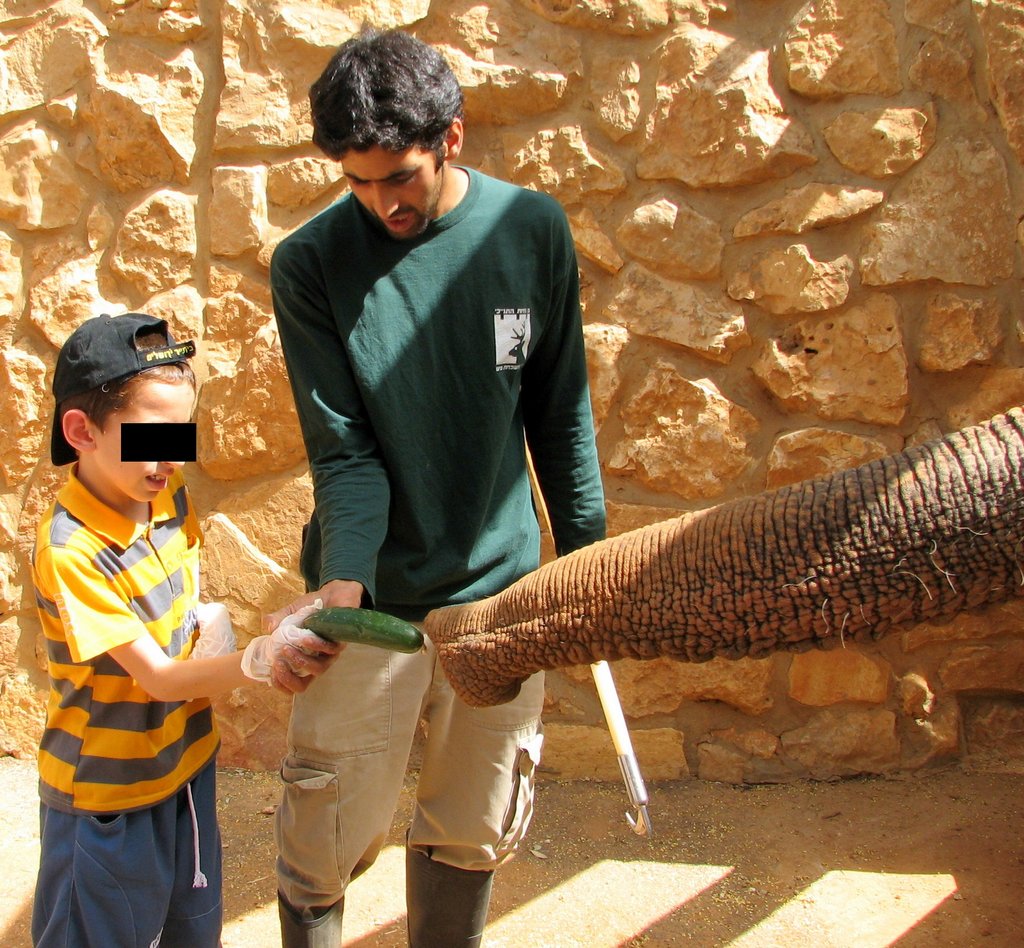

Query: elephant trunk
[[425, 409, 1024, 707]]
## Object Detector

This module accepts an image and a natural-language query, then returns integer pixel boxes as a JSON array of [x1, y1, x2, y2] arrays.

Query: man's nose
[[369, 182, 400, 217]]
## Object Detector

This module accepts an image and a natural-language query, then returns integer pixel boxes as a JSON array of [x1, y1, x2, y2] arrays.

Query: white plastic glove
[[191, 602, 237, 659], [242, 599, 324, 683]]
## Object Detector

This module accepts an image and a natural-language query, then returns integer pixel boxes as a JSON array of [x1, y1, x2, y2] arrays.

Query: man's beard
[[367, 164, 446, 241]]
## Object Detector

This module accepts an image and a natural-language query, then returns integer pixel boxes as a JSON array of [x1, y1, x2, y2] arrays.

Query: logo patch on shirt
[[494, 308, 531, 371]]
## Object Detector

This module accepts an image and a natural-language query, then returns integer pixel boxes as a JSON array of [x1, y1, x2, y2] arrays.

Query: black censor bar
[[121, 423, 198, 462]]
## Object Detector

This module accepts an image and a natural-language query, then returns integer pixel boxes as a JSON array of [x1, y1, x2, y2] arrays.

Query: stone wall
[[2, 0, 1023, 783]]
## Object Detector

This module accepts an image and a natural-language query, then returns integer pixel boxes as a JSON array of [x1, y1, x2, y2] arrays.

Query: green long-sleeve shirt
[[271, 169, 606, 620]]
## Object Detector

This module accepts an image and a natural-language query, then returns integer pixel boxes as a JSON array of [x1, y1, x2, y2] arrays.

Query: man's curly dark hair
[[309, 29, 465, 162]]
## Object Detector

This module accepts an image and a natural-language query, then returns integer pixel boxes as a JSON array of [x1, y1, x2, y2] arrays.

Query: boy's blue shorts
[[32, 759, 223, 948]]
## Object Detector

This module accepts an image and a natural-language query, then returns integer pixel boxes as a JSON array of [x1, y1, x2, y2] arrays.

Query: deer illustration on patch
[[494, 308, 531, 371]]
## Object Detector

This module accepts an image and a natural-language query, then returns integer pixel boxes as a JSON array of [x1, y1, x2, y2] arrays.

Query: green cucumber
[[301, 607, 424, 653]]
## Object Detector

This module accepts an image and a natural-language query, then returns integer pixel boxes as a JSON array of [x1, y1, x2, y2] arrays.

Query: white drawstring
[[186, 782, 208, 888]]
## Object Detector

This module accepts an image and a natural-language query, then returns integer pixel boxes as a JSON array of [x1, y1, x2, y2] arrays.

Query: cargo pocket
[[495, 730, 544, 861], [275, 761, 344, 900]]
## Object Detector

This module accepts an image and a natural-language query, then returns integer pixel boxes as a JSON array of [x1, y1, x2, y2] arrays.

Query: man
[[269, 28, 606, 947]]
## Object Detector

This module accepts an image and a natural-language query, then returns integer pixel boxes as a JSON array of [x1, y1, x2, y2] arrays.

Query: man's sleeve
[[521, 209, 607, 556], [270, 237, 390, 600]]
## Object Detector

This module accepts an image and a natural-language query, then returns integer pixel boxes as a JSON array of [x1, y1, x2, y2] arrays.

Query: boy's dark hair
[[309, 29, 465, 161], [50, 314, 196, 465]]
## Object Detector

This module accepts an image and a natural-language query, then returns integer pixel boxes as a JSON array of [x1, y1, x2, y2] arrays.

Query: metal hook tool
[[592, 660, 652, 837]]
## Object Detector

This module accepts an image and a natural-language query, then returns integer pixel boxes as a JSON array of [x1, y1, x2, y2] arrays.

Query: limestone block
[[27, 248, 114, 347], [0, 232, 24, 334], [206, 265, 273, 345], [199, 512, 304, 635], [211, 685, 292, 771], [0, 672, 45, 759], [540, 723, 688, 782], [140, 285, 206, 359], [0, 122, 86, 230], [733, 183, 883, 238], [0, 616, 17, 672], [111, 190, 196, 295], [607, 362, 758, 500], [824, 105, 936, 180], [906, 0, 965, 34], [975, 0, 1024, 165], [616, 198, 722, 280], [897, 673, 936, 719], [752, 294, 909, 426], [333, 0, 430, 31], [939, 642, 1024, 694], [728, 244, 852, 315], [900, 700, 960, 770], [638, 26, 816, 187], [45, 93, 78, 127], [945, 367, 1024, 429], [583, 323, 629, 431], [860, 137, 1015, 287], [788, 648, 890, 707], [210, 166, 268, 258], [210, 472, 314, 573], [100, 0, 203, 39], [591, 58, 642, 141], [196, 324, 306, 480], [0, 1, 104, 116], [216, 0, 357, 151], [267, 156, 345, 208], [441, 45, 571, 126], [613, 655, 774, 717], [519, 0, 723, 35], [605, 501, 682, 537], [917, 293, 1004, 372], [0, 551, 18, 614], [569, 209, 624, 275], [0, 347, 47, 486], [505, 126, 627, 203], [781, 708, 900, 778], [84, 44, 202, 192], [697, 727, 785, 784], [86, 206, 115, 252], [909, 35, 981, 115], [784, 0, 901, 98], [604, 265, 749, 365], [963, 696, 1024, 765], [765, 428, 893, 490], [903, 600, 1024, 651]]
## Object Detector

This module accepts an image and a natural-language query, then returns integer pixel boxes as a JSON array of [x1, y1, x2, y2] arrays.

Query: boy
[[30, 312, 339, 948]]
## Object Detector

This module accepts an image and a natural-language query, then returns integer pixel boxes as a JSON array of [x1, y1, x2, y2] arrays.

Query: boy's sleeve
[[35, 545, 147, 663]]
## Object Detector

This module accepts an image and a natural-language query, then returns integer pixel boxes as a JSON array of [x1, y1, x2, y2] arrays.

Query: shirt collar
[[57, 465, 182, 548]]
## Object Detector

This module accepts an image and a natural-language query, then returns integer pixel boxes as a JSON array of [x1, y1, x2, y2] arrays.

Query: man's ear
[[443, 119, 464, 162], [62, 408, 98, 455]]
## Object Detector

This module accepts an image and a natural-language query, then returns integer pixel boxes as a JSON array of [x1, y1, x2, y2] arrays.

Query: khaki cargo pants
[[275, 633, 545, 912]]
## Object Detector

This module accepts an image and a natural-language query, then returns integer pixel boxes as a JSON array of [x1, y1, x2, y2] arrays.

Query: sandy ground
[[3, 756, 1023, 947]]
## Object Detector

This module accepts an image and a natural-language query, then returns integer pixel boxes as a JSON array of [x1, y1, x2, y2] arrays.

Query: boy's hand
[[191, 602, 236, 659], [243, 601, 342, 689]]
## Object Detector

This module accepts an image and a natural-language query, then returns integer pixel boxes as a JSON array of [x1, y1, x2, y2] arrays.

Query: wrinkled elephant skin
[[425, 409, 1024, 707]]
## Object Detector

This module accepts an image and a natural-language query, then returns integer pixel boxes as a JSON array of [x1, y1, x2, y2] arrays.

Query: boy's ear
[[62, 408, 98, 456]]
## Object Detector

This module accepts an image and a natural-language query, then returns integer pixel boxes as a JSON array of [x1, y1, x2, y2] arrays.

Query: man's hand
[[263, 579, 365, 632], [263, 581, 364, 693]]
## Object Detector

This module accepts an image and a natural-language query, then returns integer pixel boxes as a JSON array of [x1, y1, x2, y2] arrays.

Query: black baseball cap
[[50, 312, 196, 466]]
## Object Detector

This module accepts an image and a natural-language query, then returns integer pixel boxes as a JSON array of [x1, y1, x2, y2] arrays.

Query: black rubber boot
[[405, 847, 494, 947], [277, 891, 344, 948]]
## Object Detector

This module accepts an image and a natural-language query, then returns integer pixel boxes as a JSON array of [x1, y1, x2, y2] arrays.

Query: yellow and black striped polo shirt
[[33, 467, 219, 815]]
